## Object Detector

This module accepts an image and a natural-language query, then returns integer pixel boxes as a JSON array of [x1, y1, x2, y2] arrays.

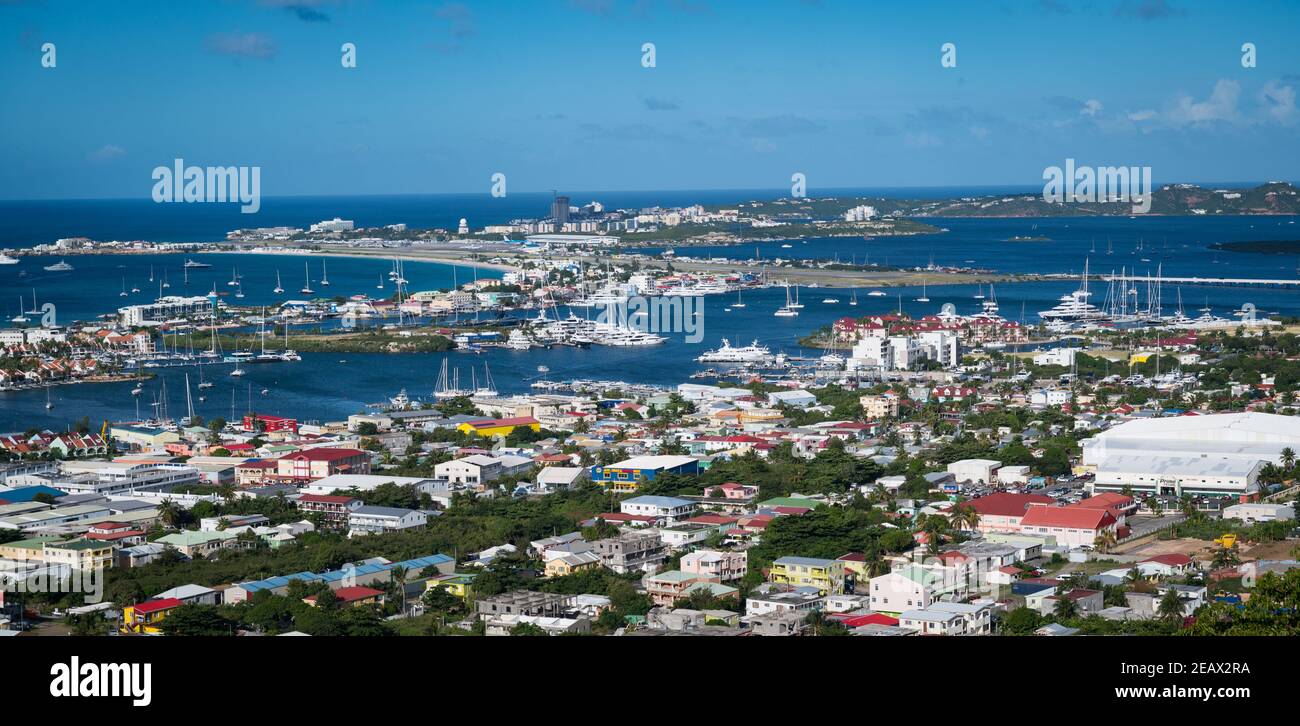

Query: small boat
[[131, 385, 143, 396], [821, 298, 838, 304], [868, 290, 887, 297], [184, 259, 212, 269], [43, 259, 73, 272], [537, 365, 550, 374]]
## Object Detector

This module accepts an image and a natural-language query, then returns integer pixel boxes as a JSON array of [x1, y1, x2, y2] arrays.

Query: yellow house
[[42, 538, 114, 571], [121, 598, 183, 634], [425, 573, 477, 599], [544, 552, 602, 578], [456, 417, 541, 439], [768, 556, 847, 595], [0, 536, 58, 562]]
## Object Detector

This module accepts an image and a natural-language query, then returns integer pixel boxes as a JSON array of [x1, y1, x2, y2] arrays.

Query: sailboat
[[230, 360, 245, 377], [849, 290, 858, 306], [44, 386, 53, 410], [788, 286, 804, 310], [973, 284, 984, 300], [235, 281, 245, 299], [120, 278, 128, 297], [320, 260, 331, 287], [198, 363, 214, 389], [180, 373, 195, 427], [300, 262, 314, 295], [774, 283, 799, 317], [377, 274, 385, 290], [228, 267, 239, 286], [732, 288, 746, 308], [273, 271, 284, 295], [915, 279, 930, 303], [475, 362, 499, 396], [11, 295, 28, 324], [162, 270, 170, 289]]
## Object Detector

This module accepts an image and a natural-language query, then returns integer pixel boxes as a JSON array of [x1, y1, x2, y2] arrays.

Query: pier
[[1098, 274, 1300, 288]]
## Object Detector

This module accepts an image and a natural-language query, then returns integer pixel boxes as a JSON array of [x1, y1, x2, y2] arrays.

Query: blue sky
[[1, 0, 1297, 199]]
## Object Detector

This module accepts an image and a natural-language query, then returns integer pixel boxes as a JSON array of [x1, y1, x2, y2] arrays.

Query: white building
[[347, 506, 428, 536], [918, 330, 960, 368], [309, 217, 354, 233], [1033, 347, 1079, 366], [947, 458, 1002, 485], [1090, 454, 1262, 498], [1030, 388, 1072, 407], [1081, 413, 1300, 471], [1222, 502, 1294, 523], [118, 296, 213, 326], [434, 454, 532, 488], [620, 495, 696, 522], [843, 204, 878, 222]]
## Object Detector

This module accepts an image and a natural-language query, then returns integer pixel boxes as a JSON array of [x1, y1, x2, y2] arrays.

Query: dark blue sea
[[2, 191, 1298, 430]]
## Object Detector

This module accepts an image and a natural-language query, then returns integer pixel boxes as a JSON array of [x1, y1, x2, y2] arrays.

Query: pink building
[[680, 549, 748, 582]]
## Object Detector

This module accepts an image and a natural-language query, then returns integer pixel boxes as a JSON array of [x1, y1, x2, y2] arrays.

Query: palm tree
[[867, 556, 890, 578], [921, 514, 951, 555], [158, 500, 182, 529], [390, 565, 409, 616], [1052, 592, 1078, 619], [947, 503, 980, 532], [1211, 546, 1239, 570], [1093, 530, 1117, 554], [1281, 447, 1296, 473], [1157, 587, 1185, 624]]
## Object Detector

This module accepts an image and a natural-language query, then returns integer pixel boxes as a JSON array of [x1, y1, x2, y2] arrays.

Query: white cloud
[[1127, 109, 1157, 121], [1082, 99, 1103, 117], [1259, 80, 1297, 124], [87, 144, 125, 162], [1167, 79, 1240, 125]]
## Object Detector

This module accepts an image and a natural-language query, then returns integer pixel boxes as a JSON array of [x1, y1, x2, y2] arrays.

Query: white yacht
[[1039, 260, 1105, 322], [696, 339, 775, 363], [43, 259, 73, 272], [389, 389, 413, 410], [505, 329, 533, 350], [868, 290, 887, 297], [0, 253, 18, 265]]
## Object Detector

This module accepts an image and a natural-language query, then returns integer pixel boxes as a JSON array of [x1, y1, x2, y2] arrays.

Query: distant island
[[1209, 239, 1300, 255]]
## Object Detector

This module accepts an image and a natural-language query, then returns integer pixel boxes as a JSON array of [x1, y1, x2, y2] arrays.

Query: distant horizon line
[[1, 179, 1292, 205]]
